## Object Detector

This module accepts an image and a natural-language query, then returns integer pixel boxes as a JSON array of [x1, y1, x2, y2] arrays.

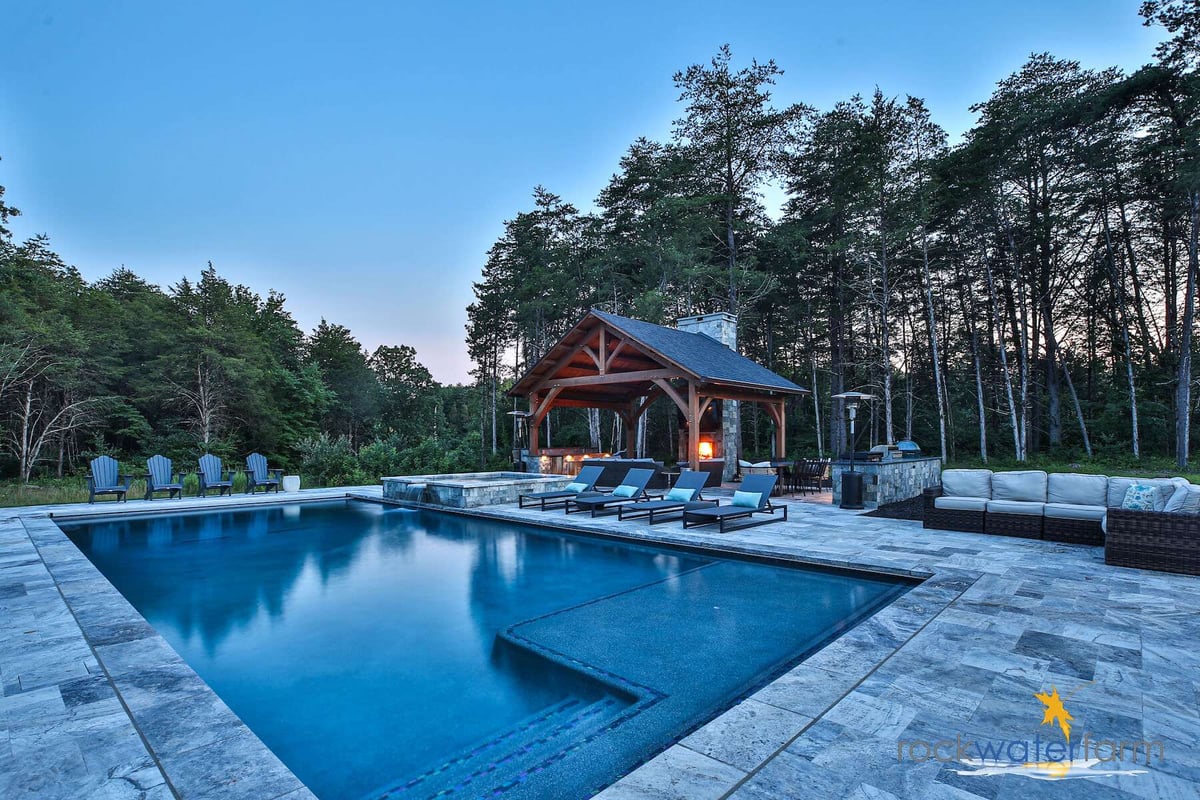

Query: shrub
[[297, 433, 365, 487]]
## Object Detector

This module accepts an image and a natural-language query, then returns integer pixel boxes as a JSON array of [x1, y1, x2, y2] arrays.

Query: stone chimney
[[676, 312, 737, 350], [677, 312, 740, 481]]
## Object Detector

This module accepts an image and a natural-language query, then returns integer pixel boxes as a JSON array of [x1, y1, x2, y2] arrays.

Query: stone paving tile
[[681, 698, 812, 772], [158, 724, 307, 800], [591, 743, 747, 800]]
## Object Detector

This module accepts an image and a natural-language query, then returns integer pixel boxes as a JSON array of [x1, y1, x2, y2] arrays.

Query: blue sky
[[0, 1, 1164, 382]]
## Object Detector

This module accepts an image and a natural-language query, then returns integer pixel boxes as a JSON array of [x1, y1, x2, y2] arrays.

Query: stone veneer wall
[[831, 456, 942, 508], [382, 473, 571, 509]]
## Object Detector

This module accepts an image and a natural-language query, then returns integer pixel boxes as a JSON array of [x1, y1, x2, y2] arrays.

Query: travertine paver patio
[[1, 487, 1198, 799], [459, 498, 1200, 800]]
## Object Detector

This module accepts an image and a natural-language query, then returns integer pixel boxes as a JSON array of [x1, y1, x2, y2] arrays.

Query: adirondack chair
[[197, 454, 235, 497], [87, 456, 133, 503], [144, 455, 184, 500], [245, 452, 283, 494]]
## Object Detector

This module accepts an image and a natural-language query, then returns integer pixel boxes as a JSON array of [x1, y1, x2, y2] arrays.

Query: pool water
[[61, 500, 910, 800]]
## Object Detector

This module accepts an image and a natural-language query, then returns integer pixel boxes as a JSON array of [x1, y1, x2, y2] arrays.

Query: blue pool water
[[61, 500, 910, 800]]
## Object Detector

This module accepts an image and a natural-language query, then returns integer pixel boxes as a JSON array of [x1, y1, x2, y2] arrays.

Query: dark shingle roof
[[590, 309, 807, 394]]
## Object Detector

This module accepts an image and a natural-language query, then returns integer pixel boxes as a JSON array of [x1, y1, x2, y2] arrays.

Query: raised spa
[[381, 470, 571, 508]]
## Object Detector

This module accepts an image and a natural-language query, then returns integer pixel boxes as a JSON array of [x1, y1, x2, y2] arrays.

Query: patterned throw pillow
[[611, 484, 638, 498], [565, 482, 588, 493], [732, 491, 762, 509], [665, 486, 694, 502], [1121, 484, 1161, 512]]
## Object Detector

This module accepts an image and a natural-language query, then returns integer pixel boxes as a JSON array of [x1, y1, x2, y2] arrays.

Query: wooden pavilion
[[508, 310, 809, 472]]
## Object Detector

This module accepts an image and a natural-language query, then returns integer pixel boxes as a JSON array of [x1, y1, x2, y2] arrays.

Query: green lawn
[[0, 473, 256, 508]]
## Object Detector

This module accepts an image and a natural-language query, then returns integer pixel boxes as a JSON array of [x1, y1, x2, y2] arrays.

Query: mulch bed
[[862, 495, 924, 521]]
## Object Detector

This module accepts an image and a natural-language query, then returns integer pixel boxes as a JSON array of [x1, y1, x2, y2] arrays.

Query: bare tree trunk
[[879, 207, 895, 445], [919, 225, 947, 462], [810, 357, 823, 457], [958, 269, 989, 463], [587, 408, 601, 452], [1062, 353, 1092, 458], [17, 383, 33, 483], [1102, 201, 1140, 458], [985, 255, 1023, 461], [972, 328, 988, 463], [1178, 190, 1200, 469], [489, 368, 497, 456]]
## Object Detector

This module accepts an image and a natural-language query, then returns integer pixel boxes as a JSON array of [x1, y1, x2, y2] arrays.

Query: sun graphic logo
[[1034, 686, 1073, 742]]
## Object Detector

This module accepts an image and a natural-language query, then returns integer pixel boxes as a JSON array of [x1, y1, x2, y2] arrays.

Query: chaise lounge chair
[[198, 454, 235, 497], [566, 468, 656, 516], [245, 452, 283, 494], [144, 454, 184, 500], [617, 470, 716, 524], [87, 455, 133, 503], [518, 466, 604, 510], [682, 474, 788, 532]]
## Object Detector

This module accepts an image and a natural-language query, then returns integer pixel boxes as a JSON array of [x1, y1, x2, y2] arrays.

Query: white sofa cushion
[[1161, 478, 1192, 512], [1107, 477, 1176, 510], [1047, 473, 1108, 506], [942, 469, 992, 499], [1043, 503, 1106, 521], [934, 496, 988, 512], [991, 471, 1048, 503], [986, 499, 1045, 516], [1177, 486, 1200, 515]]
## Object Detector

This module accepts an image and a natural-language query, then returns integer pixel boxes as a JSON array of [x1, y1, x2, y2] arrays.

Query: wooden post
[[528, 392, 540, 456], [775, 400, 787, 460], [688, 381, 700, 473], [625, 405, 638, 457]]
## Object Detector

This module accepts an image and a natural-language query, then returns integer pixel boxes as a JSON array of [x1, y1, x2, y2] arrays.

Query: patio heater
[[507, 410, 531, 472], [832, 391, 875, 510]]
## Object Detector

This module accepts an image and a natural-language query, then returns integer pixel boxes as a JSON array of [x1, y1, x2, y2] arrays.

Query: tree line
[[0, 201, 487, 485], [467, 1, 1200, 469]]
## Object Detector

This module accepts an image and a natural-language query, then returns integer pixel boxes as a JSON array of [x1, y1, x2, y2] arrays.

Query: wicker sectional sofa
[[926, 469, 1188, 546], [1105, 508, 1200, 575], [925, 468, 1200, 574]]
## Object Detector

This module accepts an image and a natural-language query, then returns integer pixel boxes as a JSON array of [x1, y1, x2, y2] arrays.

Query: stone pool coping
[[4, 487, 1198, 799], [0, 486, 378, 800]]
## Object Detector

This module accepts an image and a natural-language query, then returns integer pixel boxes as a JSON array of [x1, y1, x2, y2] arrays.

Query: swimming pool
[[61, 500, 911, 800]]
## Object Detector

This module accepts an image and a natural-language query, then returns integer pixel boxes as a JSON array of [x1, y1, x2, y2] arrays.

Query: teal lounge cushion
[[732, 491, 762, 509], [665, 486, 694, 502], [1121, 484, 1161, 512], [611, 484, 638, 498], [565, 482, 588, 493]]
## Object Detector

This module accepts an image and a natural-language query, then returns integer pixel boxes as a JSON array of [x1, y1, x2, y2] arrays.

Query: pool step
[[369, 694, 626, 799]]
